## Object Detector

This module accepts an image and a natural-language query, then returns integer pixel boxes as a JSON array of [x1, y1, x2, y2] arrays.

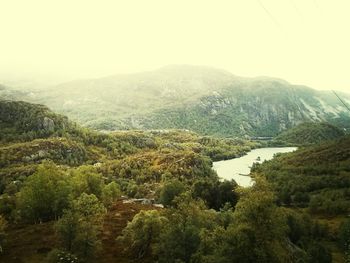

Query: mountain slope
[[3, 65, 350, 137], [254, 135, 350, 213], [274, 122, 346, 145]]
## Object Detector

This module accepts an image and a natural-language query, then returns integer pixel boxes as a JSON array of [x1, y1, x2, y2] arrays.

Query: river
[[212, 147, 297, 187]]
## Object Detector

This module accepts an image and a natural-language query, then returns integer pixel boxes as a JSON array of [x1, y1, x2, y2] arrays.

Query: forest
[[0, 100, 349, 263]]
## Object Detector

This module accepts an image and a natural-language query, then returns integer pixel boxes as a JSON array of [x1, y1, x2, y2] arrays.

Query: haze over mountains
[[1, 65, 350, 137]]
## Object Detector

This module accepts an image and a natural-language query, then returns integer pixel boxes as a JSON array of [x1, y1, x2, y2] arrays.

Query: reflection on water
[[212, 147, 297, 187]]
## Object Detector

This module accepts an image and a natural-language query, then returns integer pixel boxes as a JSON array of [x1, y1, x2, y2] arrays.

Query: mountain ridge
[[1, 65, 350, 137]]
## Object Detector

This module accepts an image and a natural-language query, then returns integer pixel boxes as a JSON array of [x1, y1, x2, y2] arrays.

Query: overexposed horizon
[[1, 0, 349, 92]]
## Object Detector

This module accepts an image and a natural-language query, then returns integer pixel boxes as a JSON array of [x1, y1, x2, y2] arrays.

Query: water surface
[[212, 147, 297, 187]]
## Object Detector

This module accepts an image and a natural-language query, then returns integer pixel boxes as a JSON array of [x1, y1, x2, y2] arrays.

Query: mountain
[[274, 122, 346, 145], [2, 65, 350, 137]]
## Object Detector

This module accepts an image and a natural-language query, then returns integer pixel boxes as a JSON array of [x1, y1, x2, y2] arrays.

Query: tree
[[55, 193, 106, 260], [159, 180, 186, 207], [196, 177, 289, 263], [118, 210, 167, 259], [71, 166, 104, 198], [231, 177, 288, 262], [192, 179, 238, 210], [101, 182, 121, 207], [155, 195, 217, 263], [55, 209, 79, 252], [339, 219, 350, 251], [307, 242, 332, 263], [0, 215, 7, 254], [16, 161, 73, 223]]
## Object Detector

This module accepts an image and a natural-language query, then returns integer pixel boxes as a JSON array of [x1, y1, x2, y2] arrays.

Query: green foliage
[[55, 209, 80, 252], [275, 122, 345, 145], [0, 215, 7, 254], [0, 137, 87, 168], [198, 136, 258, 161], [192, 179, 238, 210], [71, 166, 104, 198], [56, 193, 106, 260], [0, 100, 73, 142], [16, 161, 73, 223], [118, 210, 167, 259], [3, 99, 346, 262], [306, 242, 332, 263], [159, 180, 186, 207], [339, 219, 350, 252], [253, 136, 350, 215], [155, 195, 217, 263], [101, 182, 121, 207], [228, 177, 288, 262]]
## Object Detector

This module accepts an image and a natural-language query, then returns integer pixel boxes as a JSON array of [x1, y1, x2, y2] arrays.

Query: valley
[[2, 1, 350, 262], [1, 68, 350, 263]]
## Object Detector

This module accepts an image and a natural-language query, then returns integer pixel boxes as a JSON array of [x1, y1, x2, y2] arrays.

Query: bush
[[102, 182, 121, 207], [16, 161, 73, 223], [307, 242, 332, 263], [55, 193, 106, 260], [0, 215, 7, 254], [192, 179, 238, 210], [339, 219, 350, 251], [117, 210, 167, 259], [159, 180, 186, 207]]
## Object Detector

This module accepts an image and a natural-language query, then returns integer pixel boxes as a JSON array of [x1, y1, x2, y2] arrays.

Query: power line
[[332, 90, 350, 113], [256, 0, 281, 28], [289, 0, 303, 20]]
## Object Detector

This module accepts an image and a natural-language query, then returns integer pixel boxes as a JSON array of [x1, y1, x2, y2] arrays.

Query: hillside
[[253, 135, 350, 212], [1, 100, 349, 262], [274, 122, 346, 145], [0, 99, 258, 198], [3, 65, 350, 137], [0, 100, 260, 262], [252, 136, 350, 261]]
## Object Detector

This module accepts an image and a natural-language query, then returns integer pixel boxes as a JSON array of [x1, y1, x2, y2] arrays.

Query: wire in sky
[[289, 0, 303, 20], [332, 90, 350, 113], [256, 0, 281, 28]]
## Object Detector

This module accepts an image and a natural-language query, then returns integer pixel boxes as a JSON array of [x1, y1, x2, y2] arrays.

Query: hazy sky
[[0, 0, 349, 91]]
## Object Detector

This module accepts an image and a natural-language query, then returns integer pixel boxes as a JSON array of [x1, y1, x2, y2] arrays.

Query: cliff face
[[117, 80, 350, 137]]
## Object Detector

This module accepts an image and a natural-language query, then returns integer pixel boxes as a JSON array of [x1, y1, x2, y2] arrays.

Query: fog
[[0, 0, 349, 92]]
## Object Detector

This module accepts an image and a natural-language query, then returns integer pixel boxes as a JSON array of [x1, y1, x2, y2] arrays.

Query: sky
[[0, 0, 349, 92]]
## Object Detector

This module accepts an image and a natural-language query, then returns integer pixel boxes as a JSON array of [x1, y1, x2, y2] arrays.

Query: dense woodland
[[0, 100, 349, 263], [273, 122, 346, 145]]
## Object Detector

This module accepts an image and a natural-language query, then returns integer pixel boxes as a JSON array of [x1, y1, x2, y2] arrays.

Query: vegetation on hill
[[253, 136, 350, 214], [252, 136, 350, 261], [274, 122, 346, 145], [0, 100, 349, 262], [2, 65, 350, 137]]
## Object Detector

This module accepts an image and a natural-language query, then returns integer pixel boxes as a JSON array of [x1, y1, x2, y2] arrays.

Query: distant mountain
[[2, 65, 350, 137], [274, 122, 346, 145]]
